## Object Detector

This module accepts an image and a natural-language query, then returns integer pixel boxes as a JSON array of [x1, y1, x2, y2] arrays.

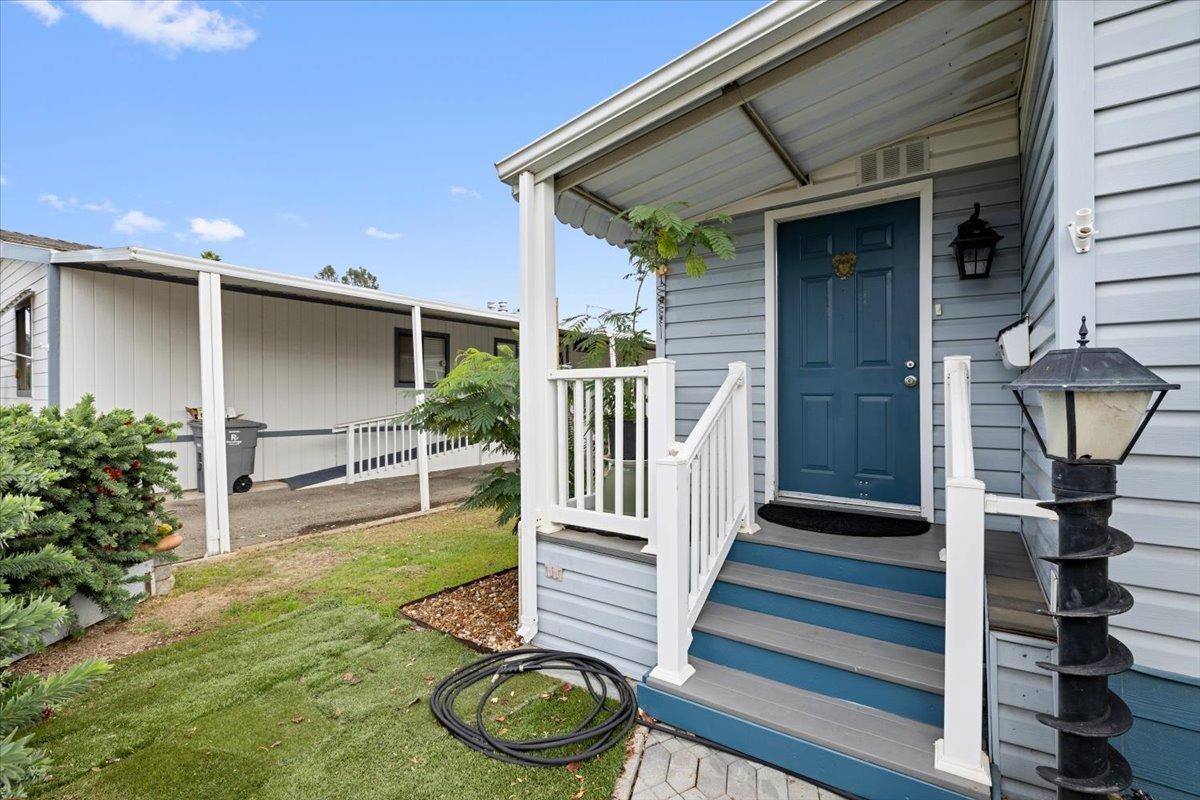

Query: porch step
[[712, 561, 945, 652], [639, 659, 989, 800], [692, 603, 943, 724], [728, 538, 945, 598], [744, 513, 947, 570]]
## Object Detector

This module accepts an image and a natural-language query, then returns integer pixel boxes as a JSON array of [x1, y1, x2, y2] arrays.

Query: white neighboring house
[[1, 230, 516, 556]]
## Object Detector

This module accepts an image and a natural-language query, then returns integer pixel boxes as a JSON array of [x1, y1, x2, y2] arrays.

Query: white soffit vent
[[858, 138, 930, 186]]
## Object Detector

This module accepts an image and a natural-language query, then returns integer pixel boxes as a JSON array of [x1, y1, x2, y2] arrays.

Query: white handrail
[[651, 361, 755, 686]]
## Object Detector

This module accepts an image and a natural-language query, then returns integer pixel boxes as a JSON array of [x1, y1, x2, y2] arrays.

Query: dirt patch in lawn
[[14, 548, 348, 674], [401, 568, 520, 652]]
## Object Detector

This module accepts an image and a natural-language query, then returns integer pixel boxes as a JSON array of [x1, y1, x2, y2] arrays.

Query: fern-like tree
[[0, 456, 109, 798], [620, 202, 735, 335], [315, 266, 380, 289], [199, 250, 221, 262], [403, 347, 520, 527]]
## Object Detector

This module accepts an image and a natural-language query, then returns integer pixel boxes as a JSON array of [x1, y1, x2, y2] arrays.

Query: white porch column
[[516, 171, 561, 642], [411, 305, 431, 512], [197, 271, 231, 556]]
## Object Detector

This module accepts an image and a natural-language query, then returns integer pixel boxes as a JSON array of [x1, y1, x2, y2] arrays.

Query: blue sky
[[0, 0, 761, 317]]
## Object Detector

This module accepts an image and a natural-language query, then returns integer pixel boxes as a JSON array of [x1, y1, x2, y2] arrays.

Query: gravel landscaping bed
[[401, 568, 521, 652]]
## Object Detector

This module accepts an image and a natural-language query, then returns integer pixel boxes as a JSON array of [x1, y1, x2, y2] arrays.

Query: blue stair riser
[[689, 631, 943, 726], [728, 541, 946, 598], [709, 581, 944, 653], [637, 683, 975, 800]]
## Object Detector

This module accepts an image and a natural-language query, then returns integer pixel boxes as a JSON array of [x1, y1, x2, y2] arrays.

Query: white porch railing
[[650, 361, 755, 686], [547, 364, 661, 543], [335, 414, 471, 484], [936, 355, 1057, 788]]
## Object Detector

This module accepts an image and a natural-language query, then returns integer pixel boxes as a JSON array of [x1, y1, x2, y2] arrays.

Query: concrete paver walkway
[[624, 729, 846, 800], [168, 464, 498, 561]]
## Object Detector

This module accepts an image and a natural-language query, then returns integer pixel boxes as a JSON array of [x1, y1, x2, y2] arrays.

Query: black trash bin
[[186, 418, 267, 494]]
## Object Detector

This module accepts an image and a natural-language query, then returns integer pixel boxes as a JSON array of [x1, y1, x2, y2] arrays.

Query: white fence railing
[[335, 414, 471, 484], [547, 364, 663, 542], [936, 355, 1056, 788], [650, 361, 755, 686]]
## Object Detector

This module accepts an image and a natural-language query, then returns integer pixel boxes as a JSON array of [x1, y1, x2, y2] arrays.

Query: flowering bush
[[0, 396, 182, 618]]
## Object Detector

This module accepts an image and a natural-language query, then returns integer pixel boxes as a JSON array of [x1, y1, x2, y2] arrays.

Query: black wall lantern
[[949, 202, 1003, 279], [1005, 318, 1178, 799]]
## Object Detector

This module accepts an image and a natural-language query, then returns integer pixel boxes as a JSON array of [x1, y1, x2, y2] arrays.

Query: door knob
[[904, 375, 918, 388]]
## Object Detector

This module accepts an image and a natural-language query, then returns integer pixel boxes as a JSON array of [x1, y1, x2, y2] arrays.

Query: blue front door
[[777, 199, 921, 506]]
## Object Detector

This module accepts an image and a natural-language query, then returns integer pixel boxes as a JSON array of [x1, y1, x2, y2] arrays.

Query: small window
[[395, 328, 450, 387], [493, 337, 518, 357], [14, 296, 32, 396]]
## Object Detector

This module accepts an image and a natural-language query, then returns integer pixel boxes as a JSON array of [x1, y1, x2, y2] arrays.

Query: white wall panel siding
[[532, 538, 657, 679], [661, 146, 1026, 526], [55, 268, 515, 491], [0, 257, 51, 409]]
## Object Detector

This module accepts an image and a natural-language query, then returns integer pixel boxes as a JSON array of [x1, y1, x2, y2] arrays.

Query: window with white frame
[[14, 296, 32, 396]]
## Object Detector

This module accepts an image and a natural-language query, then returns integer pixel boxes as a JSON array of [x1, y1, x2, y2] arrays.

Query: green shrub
[[0, 455, 110, 798], [0, 396, 182, 618]]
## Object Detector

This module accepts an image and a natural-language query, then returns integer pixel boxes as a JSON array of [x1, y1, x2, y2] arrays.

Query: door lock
[[905, 360, 916, 369], [904, 375, 918, 388]]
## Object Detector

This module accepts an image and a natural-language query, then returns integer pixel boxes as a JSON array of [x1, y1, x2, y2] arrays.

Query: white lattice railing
[[937, 355, 1056, 787], [547, 365, 659, 540], [334, 414, 471, 484], [650, 361, 755, 687]]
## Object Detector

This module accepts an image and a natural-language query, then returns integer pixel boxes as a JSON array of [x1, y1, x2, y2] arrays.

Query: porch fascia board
[[496, 0, 886, 185]]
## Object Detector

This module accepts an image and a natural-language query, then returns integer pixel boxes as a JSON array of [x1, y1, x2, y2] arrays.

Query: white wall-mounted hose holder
[[1068, 208, 1096, 254]]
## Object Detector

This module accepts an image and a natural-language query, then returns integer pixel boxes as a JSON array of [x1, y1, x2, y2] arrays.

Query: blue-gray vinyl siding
[[989, 631, 1056, 800], [532, 538, 656, 679], [1090, 0, 1200, 682], [662, 158, 1026, 530]]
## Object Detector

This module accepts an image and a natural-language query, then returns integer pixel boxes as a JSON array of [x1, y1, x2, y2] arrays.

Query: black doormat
[[757, 503, 930, 537]]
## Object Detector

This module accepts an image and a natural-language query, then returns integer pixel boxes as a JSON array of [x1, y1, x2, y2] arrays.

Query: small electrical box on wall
[[996, 315, 1031, 369]]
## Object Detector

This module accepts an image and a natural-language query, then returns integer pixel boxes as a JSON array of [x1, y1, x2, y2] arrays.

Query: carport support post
[[411, 305, 431, 512], [516, 171, 562, 642], [197, 271, 231, 556]]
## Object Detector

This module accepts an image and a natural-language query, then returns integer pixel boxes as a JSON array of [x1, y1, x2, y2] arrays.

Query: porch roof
[[49, 246, 519, 327], [498, 0, 1030, 244]]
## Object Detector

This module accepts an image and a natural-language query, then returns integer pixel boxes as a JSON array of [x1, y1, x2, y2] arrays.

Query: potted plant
[[561, 203, 736, 513]]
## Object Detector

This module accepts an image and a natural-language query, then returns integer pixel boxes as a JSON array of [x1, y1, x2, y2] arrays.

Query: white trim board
[[763, 179, 935, 521]]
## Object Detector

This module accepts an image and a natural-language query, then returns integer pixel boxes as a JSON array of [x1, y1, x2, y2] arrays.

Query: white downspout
[[197, 271, 231, 555], [412, 305, 431, 512]]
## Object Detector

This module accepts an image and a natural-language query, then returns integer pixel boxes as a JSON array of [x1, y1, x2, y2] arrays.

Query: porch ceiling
[[556, 0, 1030, 244]]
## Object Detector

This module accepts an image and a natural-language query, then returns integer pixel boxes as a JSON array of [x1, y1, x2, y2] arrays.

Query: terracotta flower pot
[[153, 532, 183, 553]]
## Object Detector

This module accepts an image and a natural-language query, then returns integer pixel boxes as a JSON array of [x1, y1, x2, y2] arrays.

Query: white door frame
[[763, 179, 934, 521]]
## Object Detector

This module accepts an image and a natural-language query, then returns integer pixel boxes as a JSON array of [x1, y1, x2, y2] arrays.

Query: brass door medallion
[[832, 251, 858, 280]]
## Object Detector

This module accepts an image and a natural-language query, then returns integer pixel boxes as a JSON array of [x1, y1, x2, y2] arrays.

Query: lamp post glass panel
[[1005, 318, 1178, 799], [949, 202, 1003, 279]]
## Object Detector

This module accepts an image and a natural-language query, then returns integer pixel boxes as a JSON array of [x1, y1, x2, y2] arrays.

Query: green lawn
[[30, 508, 627, 800]]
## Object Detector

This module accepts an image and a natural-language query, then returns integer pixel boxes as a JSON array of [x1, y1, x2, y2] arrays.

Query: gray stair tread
[[648, 659, 988, 800], [695, 603, 944, 694], [743, 515, 948, 573], [719, 562, 945, 627]]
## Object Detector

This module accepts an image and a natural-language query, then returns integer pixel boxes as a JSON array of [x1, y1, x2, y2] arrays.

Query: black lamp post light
[[950, 202, 1004, 279], [1006, 318, 1178, 799]]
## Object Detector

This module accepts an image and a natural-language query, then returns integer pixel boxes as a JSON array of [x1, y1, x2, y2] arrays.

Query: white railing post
[[650, 450, 694, 686], [346, 422, 356, 484], [728, 361, 757, 533], [935, 355, 992, 787], [411, 305, 431, 512], [645, 358, 676, 554]]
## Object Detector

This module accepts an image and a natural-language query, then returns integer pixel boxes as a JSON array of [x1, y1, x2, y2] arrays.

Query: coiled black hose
[[430, 648, 638, 767], [431, 648, 866, 800]]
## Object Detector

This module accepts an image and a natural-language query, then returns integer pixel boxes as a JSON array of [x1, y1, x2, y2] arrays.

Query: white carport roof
[[49, 246, 519, 327], [497, 0, 1030, 243]]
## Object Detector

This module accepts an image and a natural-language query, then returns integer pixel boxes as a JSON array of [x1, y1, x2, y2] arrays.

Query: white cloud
[[365, 226, 403, 240], [0, 176, 8, 186], [449, 186, 482, 200], [190, 216, 244, 241], [114, 209, 165, 234], [83, 199, 120, 214], [74, 1, 256, 53], [39, 193, 72, 210], [16, 0, 63, 26]]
